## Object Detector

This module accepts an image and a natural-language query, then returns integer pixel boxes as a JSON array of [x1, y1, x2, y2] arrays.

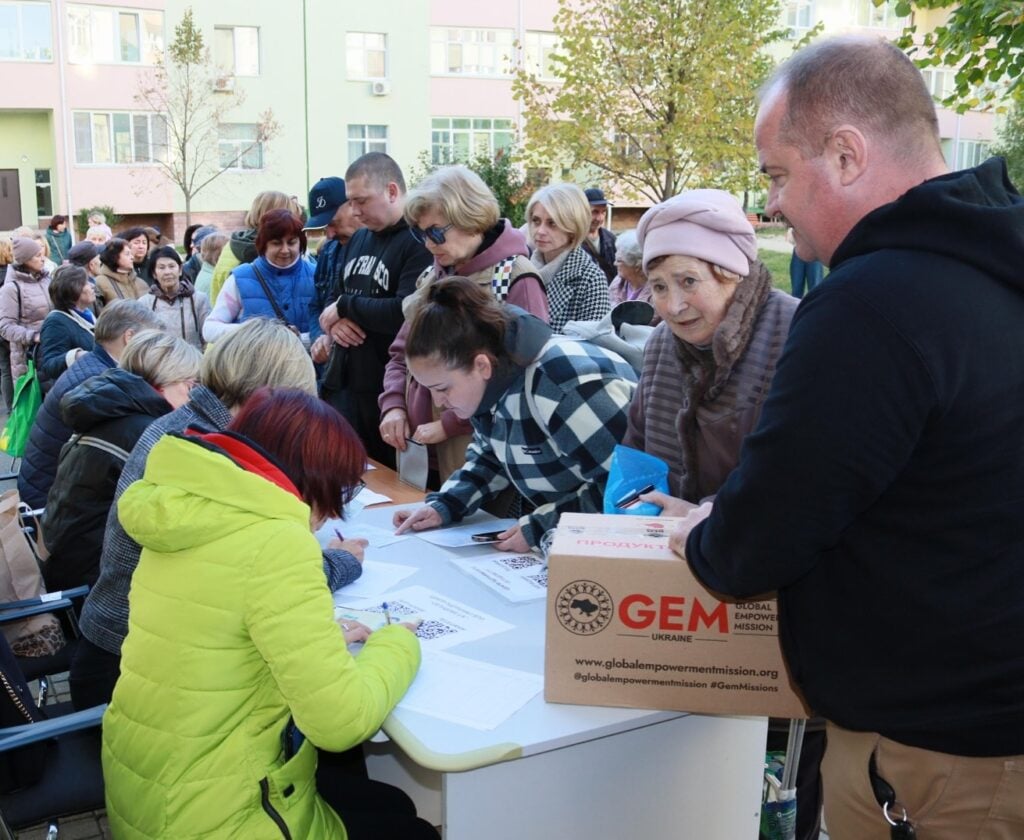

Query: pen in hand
[[383, 601, 392, 625], [334, 528, 345, 542]]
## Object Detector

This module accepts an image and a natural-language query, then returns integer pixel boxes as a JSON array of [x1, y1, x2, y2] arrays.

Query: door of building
[[0, 170, 23, 230]]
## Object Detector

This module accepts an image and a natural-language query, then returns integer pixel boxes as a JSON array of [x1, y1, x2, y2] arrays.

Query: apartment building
[[0, 0, 999, 238]]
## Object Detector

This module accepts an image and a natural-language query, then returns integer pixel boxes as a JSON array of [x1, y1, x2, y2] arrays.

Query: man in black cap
[[305, 176, 358, 367], [582, 187, 618, 282], [66, 240, 102, 279]]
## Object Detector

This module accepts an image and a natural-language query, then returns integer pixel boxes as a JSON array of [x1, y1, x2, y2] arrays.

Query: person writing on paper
[[624, 190, 796, 517], [379, 164, 548, 485], [103, 388, 438, 840], [73, 320, 366, 710], [393, 277, 636, 553]]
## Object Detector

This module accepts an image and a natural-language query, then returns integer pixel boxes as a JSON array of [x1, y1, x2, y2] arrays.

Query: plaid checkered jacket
[[427, 335, 637, 549]]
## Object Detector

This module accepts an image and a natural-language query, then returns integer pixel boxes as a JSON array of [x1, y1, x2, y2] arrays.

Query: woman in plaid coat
[[394, 277, 636, 553]]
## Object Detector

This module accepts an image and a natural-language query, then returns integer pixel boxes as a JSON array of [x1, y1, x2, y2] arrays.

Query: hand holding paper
[[394, 505, 443, 535]]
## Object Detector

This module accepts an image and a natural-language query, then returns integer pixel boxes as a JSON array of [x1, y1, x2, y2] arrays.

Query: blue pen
[[382, 601, 392, 625]]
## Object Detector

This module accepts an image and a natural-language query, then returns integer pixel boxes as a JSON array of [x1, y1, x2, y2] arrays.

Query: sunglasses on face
[[410, 223, 454, 246]]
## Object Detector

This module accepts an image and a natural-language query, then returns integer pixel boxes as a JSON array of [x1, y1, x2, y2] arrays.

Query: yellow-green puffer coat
[[102, 433, 420, 839]]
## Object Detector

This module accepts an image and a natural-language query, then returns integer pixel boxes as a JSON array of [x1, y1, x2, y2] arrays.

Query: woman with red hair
[[103, 387, 437, 839], [203, 208, 316, 347]]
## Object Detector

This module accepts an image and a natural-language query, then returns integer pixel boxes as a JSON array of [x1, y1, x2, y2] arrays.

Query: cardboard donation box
[[545, 513, 809, 719]]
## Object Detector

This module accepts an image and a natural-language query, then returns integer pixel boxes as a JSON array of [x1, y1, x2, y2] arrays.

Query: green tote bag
[[0, 357, 42, 457]]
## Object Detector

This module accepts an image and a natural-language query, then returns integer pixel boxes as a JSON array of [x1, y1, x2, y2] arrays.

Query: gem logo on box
[[555, 580, 613, 635]]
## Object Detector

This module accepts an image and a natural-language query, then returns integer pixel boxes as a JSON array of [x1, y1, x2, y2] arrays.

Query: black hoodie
[[687, 158, 1024, 756], [327, 219, 432, 393]]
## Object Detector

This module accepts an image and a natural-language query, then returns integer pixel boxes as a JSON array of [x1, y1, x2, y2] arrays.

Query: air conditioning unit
[[370, 80, 391, 96], [213, 75, 235, 93]]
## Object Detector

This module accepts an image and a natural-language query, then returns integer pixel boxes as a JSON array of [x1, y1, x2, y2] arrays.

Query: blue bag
[[602, 445, 669, 517]]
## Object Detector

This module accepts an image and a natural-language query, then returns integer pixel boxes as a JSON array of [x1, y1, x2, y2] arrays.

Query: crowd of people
[[0, 32, 1021, 840]]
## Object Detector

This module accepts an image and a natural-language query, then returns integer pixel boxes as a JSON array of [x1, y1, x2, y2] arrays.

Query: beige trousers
[[821, 722, 1024, 840]]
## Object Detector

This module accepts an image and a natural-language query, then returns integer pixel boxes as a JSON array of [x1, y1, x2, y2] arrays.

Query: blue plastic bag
[[602, 445, 669, 517]]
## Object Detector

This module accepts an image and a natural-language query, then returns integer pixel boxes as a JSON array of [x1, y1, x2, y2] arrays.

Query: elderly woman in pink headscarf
[[624, 189, 798, 517]]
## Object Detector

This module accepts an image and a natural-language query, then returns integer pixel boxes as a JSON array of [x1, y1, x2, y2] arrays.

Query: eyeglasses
[[410, 223, 454, 246], [342, 479, 366, 506]]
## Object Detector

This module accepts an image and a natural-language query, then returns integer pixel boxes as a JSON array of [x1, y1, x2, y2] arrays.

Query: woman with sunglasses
[[41, 330, 202, 591], [527, 183, 611, 333], [379, 165, 549, 484]]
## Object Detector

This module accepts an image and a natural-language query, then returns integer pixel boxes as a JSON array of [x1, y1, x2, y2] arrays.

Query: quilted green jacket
[[102, 432, 420, 838]]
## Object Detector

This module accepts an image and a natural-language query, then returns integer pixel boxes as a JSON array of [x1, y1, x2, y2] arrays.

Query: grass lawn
[[758, 248, 794, 293]]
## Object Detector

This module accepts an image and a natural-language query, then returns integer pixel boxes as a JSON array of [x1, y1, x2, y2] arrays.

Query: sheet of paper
[[397, 651, 543, 730], [414, 518, 519, 548], [315, 518, 410, 550], [347, 486, 393, 515], [449, 551, 547, 603], [334, 605, 389, 631], [341, 585, 514, 650], [333, 561, 418, 599], [398, 440, 429, 491]]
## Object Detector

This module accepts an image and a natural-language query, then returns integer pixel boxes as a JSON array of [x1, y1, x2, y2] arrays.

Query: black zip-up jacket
[[687, 158, 1024, 757]]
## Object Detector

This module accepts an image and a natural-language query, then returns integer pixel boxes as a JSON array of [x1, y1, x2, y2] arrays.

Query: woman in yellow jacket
[[102, 388, 438, 839]]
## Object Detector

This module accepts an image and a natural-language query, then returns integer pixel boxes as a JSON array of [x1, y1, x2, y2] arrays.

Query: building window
[[347, 124, 388, 163], [346, 31, 386, 80], [73, 111, 166, 164], [854, 0, 907, 30], [67, 4, 162, 65], [954, 139, 988, 170], [218, 124, 264, 170], [0, 1, 52, 61], [430, 27, 513, 76], [431, 117, 515, 165], [214, 25, 259, 76], [784, 1, 813, 38], [921, 68, 954, 101], [34, 168, 52, 216], [522, 31, 560, 80]]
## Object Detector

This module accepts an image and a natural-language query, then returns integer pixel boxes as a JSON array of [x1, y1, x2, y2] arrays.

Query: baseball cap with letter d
[[305, 177, 348, 229]]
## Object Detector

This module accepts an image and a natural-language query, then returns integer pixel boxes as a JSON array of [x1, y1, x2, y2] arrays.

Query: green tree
[[135, 7, 280, 225], [893, 1, 1024, 111], [991, 99, 1024, 187], [408, 148, 532, 227], [512, 0, 784, 204]]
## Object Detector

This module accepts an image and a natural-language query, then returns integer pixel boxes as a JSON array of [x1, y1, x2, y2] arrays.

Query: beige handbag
[[0, 490, 65, 657]]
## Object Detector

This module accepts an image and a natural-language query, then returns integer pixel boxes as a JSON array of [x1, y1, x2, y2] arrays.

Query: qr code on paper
[[416, 619, 459, 640], [374, 600, 416, 618], [497, 554, 543, 571], [526, 569, 548, 588]]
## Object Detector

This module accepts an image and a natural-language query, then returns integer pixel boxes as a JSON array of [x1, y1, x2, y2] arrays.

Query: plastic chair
[[0, 628, 105, 840], [0, 588, 88, 707]]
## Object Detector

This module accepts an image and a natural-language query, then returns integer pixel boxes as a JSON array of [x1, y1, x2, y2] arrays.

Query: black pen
[[614, 484, 655, 509]]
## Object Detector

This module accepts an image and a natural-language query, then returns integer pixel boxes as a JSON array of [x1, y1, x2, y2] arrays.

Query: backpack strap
[[63, 434, 131, 464]]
